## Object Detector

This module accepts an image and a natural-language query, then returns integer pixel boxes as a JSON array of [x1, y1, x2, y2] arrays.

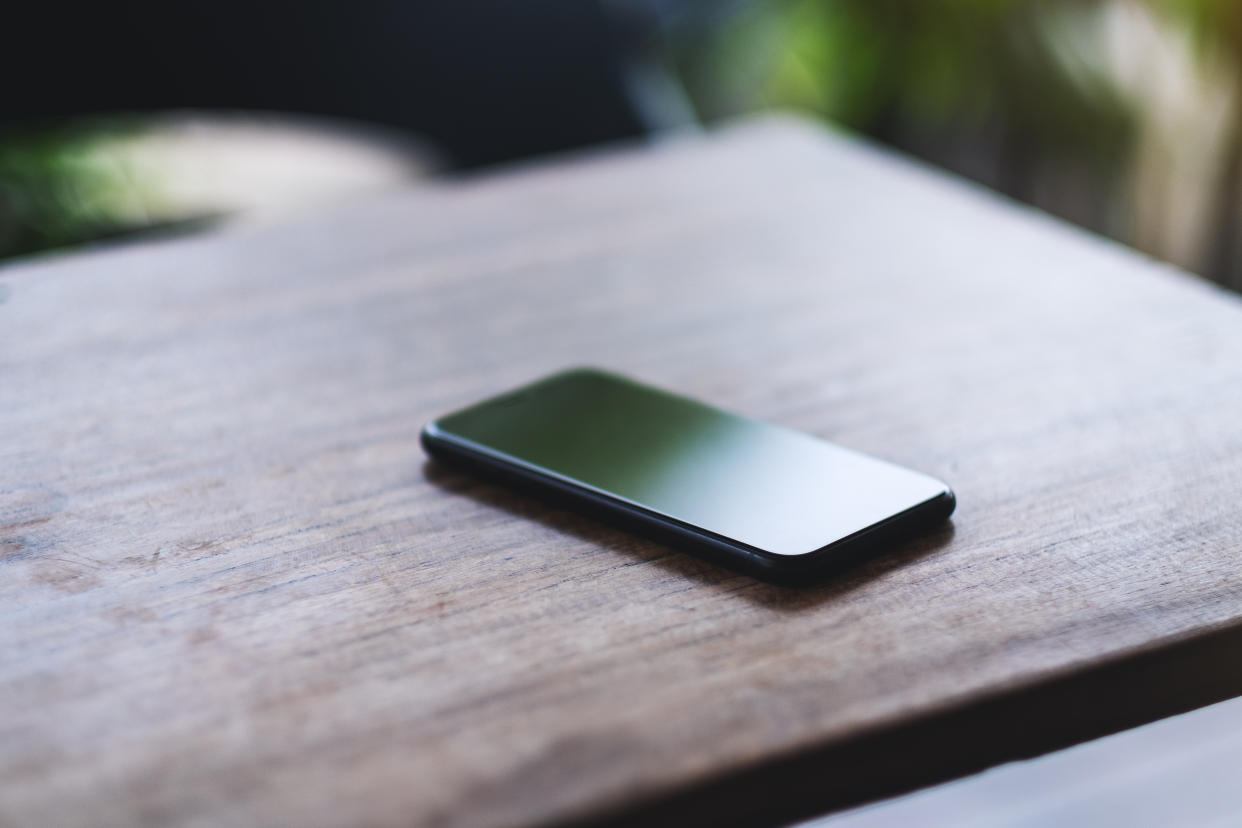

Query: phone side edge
[[792, 485, 956, 577], [420, 425, 805, 583]]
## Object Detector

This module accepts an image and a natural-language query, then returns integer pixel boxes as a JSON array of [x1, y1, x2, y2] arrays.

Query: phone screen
[[427, 369, 950, 557]]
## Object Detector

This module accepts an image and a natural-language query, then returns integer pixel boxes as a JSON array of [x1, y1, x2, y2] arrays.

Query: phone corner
[[551, 365, 615, 384], [419, 421, 444, 456], [936, 485, 957, 519]]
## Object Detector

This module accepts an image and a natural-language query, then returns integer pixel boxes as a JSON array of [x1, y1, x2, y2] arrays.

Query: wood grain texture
[[3, 115, 1242, 828]]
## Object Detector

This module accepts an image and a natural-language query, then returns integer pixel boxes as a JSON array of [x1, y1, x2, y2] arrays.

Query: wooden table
[[4, 116, 1242, 828]]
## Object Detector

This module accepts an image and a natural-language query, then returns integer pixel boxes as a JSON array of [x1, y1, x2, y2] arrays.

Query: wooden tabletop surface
[[4, 116, 1242, 828]]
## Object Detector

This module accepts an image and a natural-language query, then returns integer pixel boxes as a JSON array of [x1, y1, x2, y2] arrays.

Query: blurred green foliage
[[670, 0, 1242, 286], [0, 119, 164, 260], [4, 1, 1242, 287]]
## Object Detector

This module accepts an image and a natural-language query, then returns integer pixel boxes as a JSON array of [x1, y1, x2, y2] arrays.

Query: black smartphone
[[421, 368, 955, 584]]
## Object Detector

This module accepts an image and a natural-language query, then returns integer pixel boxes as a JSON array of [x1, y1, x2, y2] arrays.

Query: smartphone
[[421, 368, 954, 584]]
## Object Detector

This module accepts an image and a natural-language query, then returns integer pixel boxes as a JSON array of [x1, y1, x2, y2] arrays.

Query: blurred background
[[3, 0, 1241, 292]]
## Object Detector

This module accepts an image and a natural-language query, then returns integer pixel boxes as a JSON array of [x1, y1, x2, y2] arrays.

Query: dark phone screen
[[428, 369, 949, 557]]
